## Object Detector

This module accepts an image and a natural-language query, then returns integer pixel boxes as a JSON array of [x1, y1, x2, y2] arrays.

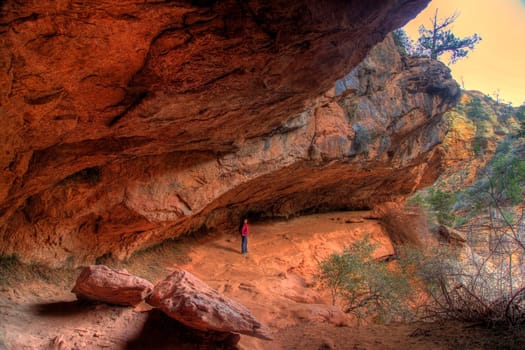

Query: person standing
[[240, 218, 249, 254]]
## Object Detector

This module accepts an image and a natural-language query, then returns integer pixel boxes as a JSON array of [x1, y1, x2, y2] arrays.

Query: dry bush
[[383, 200, 525, 328], [398, 239, 525, 328]]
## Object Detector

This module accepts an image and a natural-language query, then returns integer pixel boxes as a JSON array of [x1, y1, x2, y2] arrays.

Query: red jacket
[[241, 223, 249, 236]]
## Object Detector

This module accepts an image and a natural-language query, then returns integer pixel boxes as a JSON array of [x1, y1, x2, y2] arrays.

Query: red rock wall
[[0, 0, 451, 266]]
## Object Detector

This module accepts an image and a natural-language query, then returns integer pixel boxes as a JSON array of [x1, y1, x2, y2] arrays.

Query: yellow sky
[[404, 0, 525, 106]]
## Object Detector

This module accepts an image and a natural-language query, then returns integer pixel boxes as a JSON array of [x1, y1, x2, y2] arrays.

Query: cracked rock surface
[[147, 267, 272, 340]]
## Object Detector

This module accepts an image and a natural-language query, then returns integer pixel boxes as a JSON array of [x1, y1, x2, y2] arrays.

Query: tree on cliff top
[[416, 9, 481, 64]]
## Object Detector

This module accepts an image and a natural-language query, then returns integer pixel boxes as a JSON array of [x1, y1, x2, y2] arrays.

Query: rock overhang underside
[[0, 0, 463, 266]]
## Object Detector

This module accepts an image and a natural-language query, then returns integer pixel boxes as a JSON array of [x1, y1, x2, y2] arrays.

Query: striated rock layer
[[147, 267, 272, 340], [0, 0, 461, 266]]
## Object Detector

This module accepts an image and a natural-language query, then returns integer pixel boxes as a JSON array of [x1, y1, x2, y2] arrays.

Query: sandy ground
[[178, 211, 397, 350], [0, 211, 512, 349]]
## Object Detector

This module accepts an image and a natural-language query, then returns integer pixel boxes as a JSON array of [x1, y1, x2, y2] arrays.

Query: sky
[[404, 0, 525, 106]]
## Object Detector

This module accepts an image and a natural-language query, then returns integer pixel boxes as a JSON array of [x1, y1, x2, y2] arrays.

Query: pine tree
[[416, 9, 481, 64]]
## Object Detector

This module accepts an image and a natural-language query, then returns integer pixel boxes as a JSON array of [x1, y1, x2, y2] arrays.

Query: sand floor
[[0, 211, 509, 349]]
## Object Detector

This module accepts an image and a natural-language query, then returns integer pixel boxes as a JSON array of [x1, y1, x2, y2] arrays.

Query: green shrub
[[392, 29, 414, 56], [466, 96, 491, 121], [317, 236, 413, 322], [454, 216, 469, 227], [466, 153, 525, 208], [427, 189, 456, 226], [406, 193, 427, 209], [472, 136, 488, 156], [496, 139, 511, 154]]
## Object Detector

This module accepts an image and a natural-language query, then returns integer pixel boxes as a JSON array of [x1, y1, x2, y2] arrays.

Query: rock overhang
[[0, 0, 456, 266]]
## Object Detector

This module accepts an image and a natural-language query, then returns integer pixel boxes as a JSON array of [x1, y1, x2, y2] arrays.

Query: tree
[[392, 28, 414, 56], [416, 9, 481, 64]]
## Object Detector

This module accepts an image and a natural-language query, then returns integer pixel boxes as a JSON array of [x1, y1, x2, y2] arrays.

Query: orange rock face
[[0, 0, 462, 266]]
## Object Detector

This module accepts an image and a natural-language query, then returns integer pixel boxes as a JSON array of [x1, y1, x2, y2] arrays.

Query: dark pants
[[241, 235, 248, 254]]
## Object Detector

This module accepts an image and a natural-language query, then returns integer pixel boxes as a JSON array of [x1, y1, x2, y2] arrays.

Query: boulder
[[72, 265, 153, 306], [147, 268, 272, 340]]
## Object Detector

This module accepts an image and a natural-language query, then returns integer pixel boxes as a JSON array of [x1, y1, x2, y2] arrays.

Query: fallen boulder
[[147, 268, 272, 340], [72, 265, 153, 306]]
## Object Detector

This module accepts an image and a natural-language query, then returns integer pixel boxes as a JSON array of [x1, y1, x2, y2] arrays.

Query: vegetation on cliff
[[404, 92, 525, 327], [314, 87, 525, 344], [410, 91, 524, 229]]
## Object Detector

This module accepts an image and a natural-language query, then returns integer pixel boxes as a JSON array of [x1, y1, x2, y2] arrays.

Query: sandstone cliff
[[0, 0, 461, 266], [438, 91, 520, 189], [410, 90, 523, 231]]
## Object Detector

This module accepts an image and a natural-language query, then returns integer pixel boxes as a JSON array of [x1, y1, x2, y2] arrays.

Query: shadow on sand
[[209, 241, 241, 254], [31, 300, 105, 317], [125, 309, 240, 350]]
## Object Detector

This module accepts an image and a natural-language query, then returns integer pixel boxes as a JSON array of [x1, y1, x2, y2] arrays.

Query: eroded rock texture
[[0, 0, 459, 266], [72, 265, 153, 306], [147, 267, 272, 340]]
